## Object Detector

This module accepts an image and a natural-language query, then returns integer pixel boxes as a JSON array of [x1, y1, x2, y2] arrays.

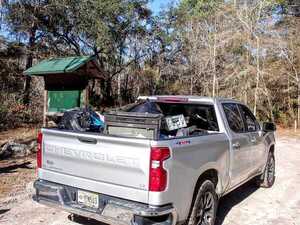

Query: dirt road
[[0, 135, 299, 225]]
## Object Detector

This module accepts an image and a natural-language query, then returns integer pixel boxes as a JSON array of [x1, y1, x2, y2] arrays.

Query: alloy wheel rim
[[195, 191, 214, 225], [267, 156, 275, 183]]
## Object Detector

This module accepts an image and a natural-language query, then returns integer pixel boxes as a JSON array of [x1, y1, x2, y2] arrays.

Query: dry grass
[[0, 127, 38, 199], [0, 127, 39, 146], [0, 157, 36, 199]]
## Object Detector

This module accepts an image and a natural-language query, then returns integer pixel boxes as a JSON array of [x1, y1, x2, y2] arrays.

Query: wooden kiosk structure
[[24, 56, 103, 126]]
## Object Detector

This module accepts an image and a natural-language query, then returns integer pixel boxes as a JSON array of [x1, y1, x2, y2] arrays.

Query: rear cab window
[[106, 100, 220, 140], [156, 102, 219, 138]]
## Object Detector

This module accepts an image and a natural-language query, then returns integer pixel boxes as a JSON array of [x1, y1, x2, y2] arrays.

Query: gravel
[[0, 136, 299, 225]]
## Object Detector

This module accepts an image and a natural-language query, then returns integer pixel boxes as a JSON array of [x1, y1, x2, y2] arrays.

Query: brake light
[[37, 132, 43, 169], [157, 97, 188, 103], [149, 147, 170, 192]]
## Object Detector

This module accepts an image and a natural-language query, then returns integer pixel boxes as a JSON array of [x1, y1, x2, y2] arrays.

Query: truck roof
[[138, 95, 242, 104]]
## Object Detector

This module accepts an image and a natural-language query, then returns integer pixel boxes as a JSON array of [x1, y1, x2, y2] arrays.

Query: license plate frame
[[77, 190, 99, 209]]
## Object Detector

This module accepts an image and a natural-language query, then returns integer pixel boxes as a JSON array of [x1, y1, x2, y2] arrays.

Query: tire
[[257, 152, 275, 188], [186, 180, 218, 225], [68, 214, 87, 223]]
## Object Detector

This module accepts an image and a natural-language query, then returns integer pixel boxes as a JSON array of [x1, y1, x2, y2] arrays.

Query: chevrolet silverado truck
[[33, 96, 276, 225]]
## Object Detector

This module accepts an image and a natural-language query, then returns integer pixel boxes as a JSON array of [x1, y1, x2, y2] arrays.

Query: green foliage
[[179, 0, 222, 19], [2, 0, 152, 106], [3, 0, 151, 56]]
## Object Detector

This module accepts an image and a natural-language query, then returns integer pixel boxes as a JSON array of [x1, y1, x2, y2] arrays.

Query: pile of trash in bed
[[58, 107, 105, 132], [58, 100, 214, 140], [119, 100, 203, 139]]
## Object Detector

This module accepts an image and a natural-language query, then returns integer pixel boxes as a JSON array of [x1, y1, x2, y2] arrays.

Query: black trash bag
[[129, 100, 161, 114], [58, 108, 104, 132]]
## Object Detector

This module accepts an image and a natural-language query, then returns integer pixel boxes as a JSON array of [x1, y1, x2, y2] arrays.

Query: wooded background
[[0, 0, 300, 130]]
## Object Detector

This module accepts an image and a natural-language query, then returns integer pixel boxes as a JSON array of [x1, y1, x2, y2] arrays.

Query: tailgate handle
[[77, 137, 97, 144]]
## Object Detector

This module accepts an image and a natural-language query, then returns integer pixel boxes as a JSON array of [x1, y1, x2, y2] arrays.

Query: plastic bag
[[58, 108, 104, 132], [129, 100, 161, 114]]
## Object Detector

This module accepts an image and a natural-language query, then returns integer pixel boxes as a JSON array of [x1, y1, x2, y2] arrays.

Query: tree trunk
[[99, 76, 113, 107], [288, 75, 291, 112], [298, 81, 300, 128], [190, 76, 193, 95], [253, 37, 260, 116], [117, 74, 122, 106], [212, 23, 217, 97], [23, 26, 36, 105], [244, 85, 248, 104], [123, 73, 129, 104], [105, 77, 113, 106]]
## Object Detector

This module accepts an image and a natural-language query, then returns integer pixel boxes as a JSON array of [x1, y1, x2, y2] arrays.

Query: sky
[[149, 0, 178, 15]]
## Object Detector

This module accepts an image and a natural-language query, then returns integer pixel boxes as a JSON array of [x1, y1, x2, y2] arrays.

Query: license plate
[[78, 190, 99, 209]]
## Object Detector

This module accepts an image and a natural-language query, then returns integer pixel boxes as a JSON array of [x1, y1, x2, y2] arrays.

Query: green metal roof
[[24, 56, 95, 75]]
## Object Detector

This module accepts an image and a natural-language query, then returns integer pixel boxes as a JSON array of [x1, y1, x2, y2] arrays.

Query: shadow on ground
[[66, 180, 259, 225], [0, 209, 10, 215], [216, 181, 259, 225], [68, 214, 107, 225], [0, 161, 33, 174]]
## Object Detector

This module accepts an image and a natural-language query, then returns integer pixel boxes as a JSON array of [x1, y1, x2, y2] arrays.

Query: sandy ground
[[0, 133, 299, 225]]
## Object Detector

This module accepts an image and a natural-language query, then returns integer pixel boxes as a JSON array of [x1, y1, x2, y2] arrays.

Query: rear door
[[222, 103, 253, 187], [238, 104, 265, 171], [41, 129, 151, 192]]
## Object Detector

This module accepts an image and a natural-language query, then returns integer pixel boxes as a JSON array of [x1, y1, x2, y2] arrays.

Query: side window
[[186, 105, 219, 132], [157, 103, 219, 132], [222, 103, 244, 133], [239, 105, 259, 132]]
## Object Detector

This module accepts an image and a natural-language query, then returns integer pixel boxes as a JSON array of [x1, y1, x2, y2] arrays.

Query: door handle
[[77, 137, 97, 144], [232, 142, 240, 149], [250, 138, 257, 143]]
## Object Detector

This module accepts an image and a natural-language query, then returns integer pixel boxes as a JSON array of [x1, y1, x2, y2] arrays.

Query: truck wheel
[[186, 180, 218, 225], [68, 214, 86, 222], [257, 152, 275, 188]]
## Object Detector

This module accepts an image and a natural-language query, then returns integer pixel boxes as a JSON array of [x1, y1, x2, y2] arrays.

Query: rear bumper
[[33, 180, 177, 225]]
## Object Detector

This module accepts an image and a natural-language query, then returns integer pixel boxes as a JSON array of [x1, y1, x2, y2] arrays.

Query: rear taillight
[[37, 132, 43, 169], [157, 97, 188, 103], [149, 147, 170, 192]]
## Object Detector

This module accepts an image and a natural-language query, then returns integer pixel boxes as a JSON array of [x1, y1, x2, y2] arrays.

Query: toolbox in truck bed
[[104, 111, 163, 139]]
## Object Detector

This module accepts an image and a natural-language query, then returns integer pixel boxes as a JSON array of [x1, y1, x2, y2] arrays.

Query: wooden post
[[295, 120, 297, 133], [43, 90, 48, 127], [84, 87, 89, 107]]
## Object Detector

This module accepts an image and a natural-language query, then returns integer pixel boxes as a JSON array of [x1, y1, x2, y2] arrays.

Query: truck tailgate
[[40, 129, 151, 201]]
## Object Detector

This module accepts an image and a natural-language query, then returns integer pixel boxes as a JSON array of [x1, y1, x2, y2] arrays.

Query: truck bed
[[39, 128, 152, 203]]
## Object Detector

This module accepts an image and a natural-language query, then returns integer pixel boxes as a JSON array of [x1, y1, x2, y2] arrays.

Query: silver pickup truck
[[33, 96, 276, 225]]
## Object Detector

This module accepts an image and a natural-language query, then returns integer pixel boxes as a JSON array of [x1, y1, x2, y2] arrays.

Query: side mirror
[[262, 122, 276, 132]]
